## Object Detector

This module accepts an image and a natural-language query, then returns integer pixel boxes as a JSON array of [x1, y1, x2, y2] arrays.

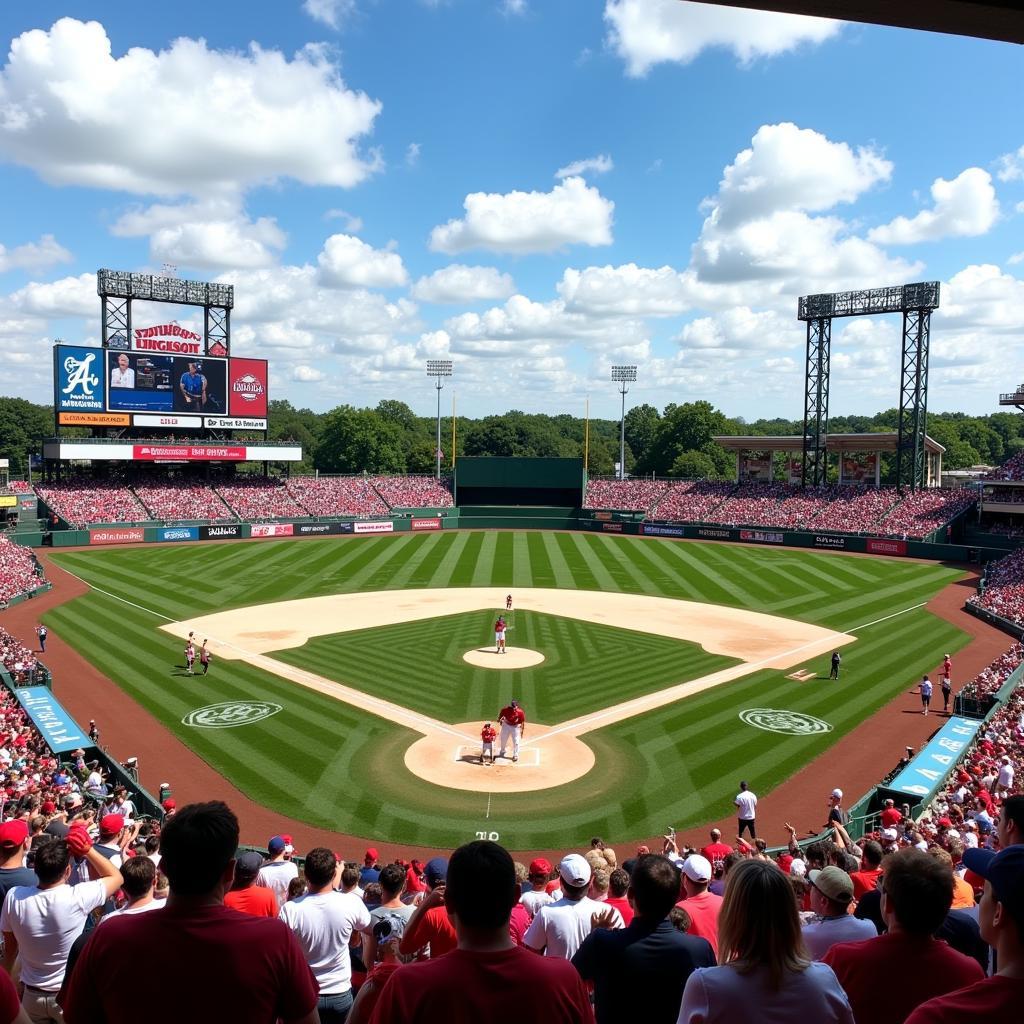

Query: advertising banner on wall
[[132, 414, 203, 429], [641, 523, 685, 537], [251, 523, 294, 538], [602, 522, 624, 532], [739, 529, 784, 544], [693, 527, 734, 541], [813, 535, 849, 550], [54, 345, 106, 417], [200, 524, 244, 540], [866, 538, 907, 556], [90, 527, 145, 545], [109, 323, 204, 355], [228, 358, 269, 418], [411, 518, 442, 531], [293, 522, 352, 536], [107, 351, 227, 415], [158, 527, 199, 542], [57, 412, 130, 427], [132, 445, 247, 462], [886, 716, 981, 797], [204, 417, 268, 431], [354, 521, 394, 534]]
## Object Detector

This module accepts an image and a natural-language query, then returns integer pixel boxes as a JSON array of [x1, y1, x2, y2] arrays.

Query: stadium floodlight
[[611, 366, 637, 481], [426, 360, 453, 480]]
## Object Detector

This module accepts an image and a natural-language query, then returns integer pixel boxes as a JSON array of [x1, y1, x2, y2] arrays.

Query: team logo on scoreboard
[[62, 353, 99, 399], [55, 346, 105, 413], [232, 372, 265, 403]]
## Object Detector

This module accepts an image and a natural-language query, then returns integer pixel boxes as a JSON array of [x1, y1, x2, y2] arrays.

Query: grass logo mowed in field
[[183, 701, 283, 729], [739, 708, 833, 735]]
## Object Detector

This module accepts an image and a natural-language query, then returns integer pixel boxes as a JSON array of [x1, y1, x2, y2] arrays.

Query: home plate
[[462, 647, 545, 669], [454, 745, 541, 766]]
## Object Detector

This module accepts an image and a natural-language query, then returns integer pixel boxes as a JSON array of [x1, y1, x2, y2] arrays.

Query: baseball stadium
[[2, 3, 1024, 1022]]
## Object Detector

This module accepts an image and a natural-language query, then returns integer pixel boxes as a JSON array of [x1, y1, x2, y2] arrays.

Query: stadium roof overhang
[[712, 433, 946, 454], [689, 1, 1024, 46]]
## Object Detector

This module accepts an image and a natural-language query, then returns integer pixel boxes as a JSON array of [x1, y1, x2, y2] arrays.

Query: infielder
[[494, 616, 507, 655], [481, 722, 497, 765], [184, 642, 195, 675], [498, 699, 525, 762], [506, 594, 513, 611]]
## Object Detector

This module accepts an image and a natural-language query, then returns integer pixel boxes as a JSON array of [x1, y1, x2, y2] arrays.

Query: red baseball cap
[[529, 858, 552, 876], [41, 801, 56, 815], [0, 820, 28, 847], [100, 814, 125, 836], [162, 798, 176, 811], [365, 848, 379, 862]]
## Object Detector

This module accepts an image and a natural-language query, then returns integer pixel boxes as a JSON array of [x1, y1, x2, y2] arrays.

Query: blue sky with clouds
[[1, 0, 1022, 422]]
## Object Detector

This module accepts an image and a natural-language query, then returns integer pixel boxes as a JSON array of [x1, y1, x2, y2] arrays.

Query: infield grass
[[45, 531, 969, 848]]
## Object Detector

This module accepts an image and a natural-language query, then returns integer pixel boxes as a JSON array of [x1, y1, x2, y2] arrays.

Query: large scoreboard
[[54, 338, 268, 431]]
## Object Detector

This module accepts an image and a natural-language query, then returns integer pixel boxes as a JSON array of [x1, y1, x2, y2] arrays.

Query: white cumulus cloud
[[292, 364, 327, 382], [555, 154, 613, 179], [303, 0, 358, 29], [604, 0, 841, 77], [317, 234, 409, 289], [995, 143, 1024, 183], [412, 265, 516, 303], [429, 176, 614, 254], [558, 264, 689, 316], [0, 18, 382, 196], [0, 234, 72, 274], [868, 168, 999, 244]]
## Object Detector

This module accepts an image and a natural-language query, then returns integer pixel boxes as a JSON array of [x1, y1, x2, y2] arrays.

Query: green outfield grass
[[44, 531, 969, 849], [272, 610, 739, 724]]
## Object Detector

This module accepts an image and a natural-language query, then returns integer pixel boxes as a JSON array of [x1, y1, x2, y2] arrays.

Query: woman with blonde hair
[[677, 859, 853, 1023]]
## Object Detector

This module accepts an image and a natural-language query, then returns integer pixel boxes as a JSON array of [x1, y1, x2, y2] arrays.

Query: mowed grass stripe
[[47, 532, 970, 848]]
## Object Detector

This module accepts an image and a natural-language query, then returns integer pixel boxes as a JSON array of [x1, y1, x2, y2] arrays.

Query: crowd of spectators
[[650, 482, 735, 522], [134, 481, 234, 523], [0, 627, 38, 684], [969, 549, 1024, 628], [705, 483, 794, 526], [879, 488, 978, 540], [216, 477, 307, 521], [285, 477, 391, 518], [0, 539, 42, 606], [36, 481, 148, 528], [4, 482, 32, 493], [986, 451, 1024, 481], [798, 485, 900, 534], [371, 476, 455, 509], [584, 479, 669, 512]]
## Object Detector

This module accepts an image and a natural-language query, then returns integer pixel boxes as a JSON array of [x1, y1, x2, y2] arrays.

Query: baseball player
[[494, 615, 507, 655], [481, 722, 497, 765], [498, 699, 525, 762], [200, 640, 211, 676], [920, 675, 933, 716], [941, 654, 952, 713], [184, 642, 196, 675], [506, 594, 513, 611]]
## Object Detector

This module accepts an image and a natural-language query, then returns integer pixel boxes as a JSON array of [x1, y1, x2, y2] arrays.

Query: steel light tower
[[611, 365, 637, 481], [426, 360, 453, 480]]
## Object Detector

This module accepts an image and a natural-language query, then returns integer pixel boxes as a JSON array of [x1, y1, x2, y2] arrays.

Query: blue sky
[[1, 0, 1022, 423]]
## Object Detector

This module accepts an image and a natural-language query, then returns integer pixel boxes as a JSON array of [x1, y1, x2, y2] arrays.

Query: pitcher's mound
[[463, 647, 545, 669]]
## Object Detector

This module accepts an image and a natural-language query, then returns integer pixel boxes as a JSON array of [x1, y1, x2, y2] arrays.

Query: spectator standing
[[224, 851, 277, 918], [735, 781, 757, 839], [825, 789, 848, 831], [848, 841, 884, 900], [360, 848, 381, 888], [605, 869, 634, 926], [279, 847, 371, 1023], [519, 857, 555, 918], [62, 801, 319, 1024], [880, 799, 902, 830], [677, 859, 853, 1024], [364, 863, 415, 968], [35, 627, 46, 654], [701, 829, 732, 869], [399, 857, 455, 959], [0, 821, 36, 907], [801, 867, 876, 960], [367, 841, 594, 1023], [675, 855, 724, 958], [98, 856, 161, 921], [524, 854, 624, 959], [920, 675, 934, 715], [906, 845, 1024, 1023], [573, 854, 715, 1024], [1, 824, 123, 1023], [822, 848, 984, 1024], [830, 651, 841, 680], [87, 721, 98, 747], [997, 795, 1024, 849], [257, 835, 299, 910]]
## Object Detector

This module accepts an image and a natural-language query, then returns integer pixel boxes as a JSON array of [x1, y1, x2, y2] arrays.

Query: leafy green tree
[[0, 398, 56, 478], [314, 406, 406, 473], [624, 404, 660, 470], [669, 450, 716, 479]]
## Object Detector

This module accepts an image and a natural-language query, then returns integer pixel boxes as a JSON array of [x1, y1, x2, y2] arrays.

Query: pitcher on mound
[[498, 699, 525, 762], [494, 615, 507, 654]]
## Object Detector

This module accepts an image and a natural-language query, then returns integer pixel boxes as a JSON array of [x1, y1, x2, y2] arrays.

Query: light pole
[[611, 365, 637, 481], [426, 360, 453, 480]]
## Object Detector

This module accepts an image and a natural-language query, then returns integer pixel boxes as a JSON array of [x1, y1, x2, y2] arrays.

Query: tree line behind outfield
[[2, 395, 1022, 486]]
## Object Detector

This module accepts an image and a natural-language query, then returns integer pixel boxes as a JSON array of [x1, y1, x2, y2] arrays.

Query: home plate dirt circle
[[404, 723, 596, 793], [462, 647, 546, 669]]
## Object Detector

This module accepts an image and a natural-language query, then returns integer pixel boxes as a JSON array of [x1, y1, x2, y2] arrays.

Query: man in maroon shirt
[[63, 801, 318, 1024], [823, 847, 984, 1024], [369, 841, 593, 1023]]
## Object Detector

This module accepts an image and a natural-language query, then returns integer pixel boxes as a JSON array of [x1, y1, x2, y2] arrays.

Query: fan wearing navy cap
[[399, 857, 455, 959], [906, 844, 1024, 1022]]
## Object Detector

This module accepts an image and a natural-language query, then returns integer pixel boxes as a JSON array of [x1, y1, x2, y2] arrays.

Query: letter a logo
[[63, 353, 98, 396]]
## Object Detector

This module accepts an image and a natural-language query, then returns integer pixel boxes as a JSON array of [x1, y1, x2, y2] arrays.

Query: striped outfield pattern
[[273, 610, 740, 725], [46, 532, 967, 849]]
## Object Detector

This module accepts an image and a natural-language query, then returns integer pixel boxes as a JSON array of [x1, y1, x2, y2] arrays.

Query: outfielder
[[498, 699, 525, 762], [494, 616, 507, 655], [481, 722, 497, 765]]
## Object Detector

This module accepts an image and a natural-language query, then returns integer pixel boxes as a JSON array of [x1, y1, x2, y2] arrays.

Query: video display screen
[[106, 352, 227, 414]]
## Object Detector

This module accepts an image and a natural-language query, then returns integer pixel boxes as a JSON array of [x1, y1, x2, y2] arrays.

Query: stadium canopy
[[691, 1, 1024, 46]]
